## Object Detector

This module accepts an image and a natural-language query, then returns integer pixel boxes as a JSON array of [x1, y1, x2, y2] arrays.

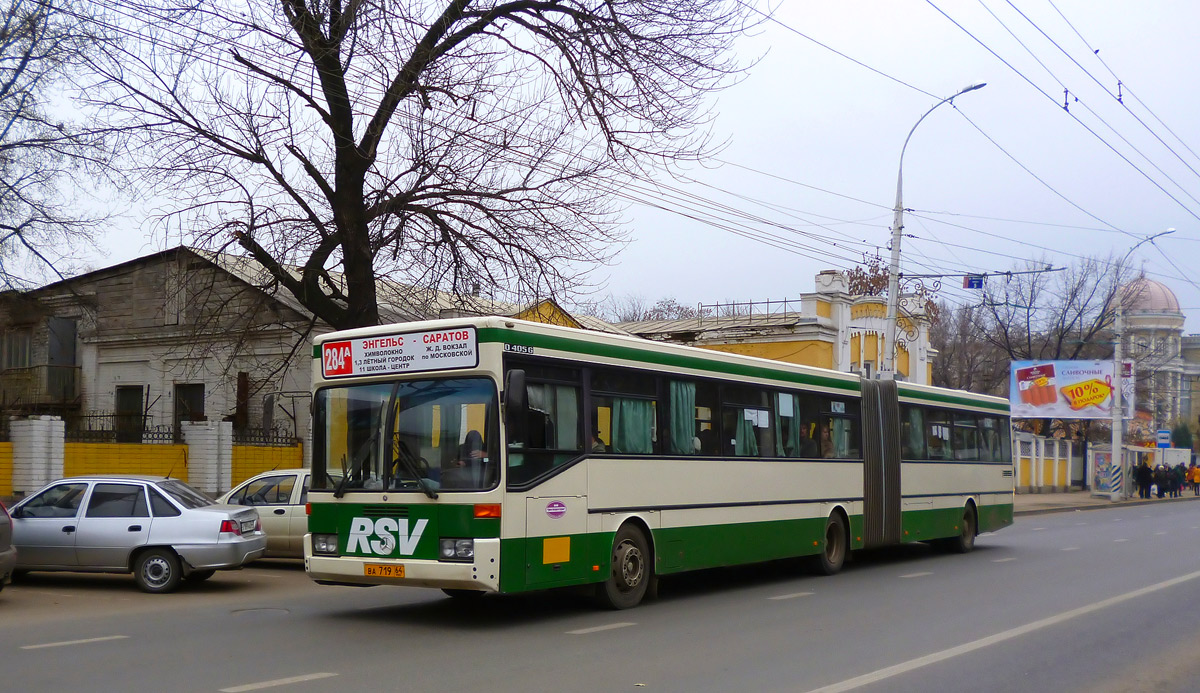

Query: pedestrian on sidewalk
[[1154, 465, 1167, 499], [1189, 463, 1200, 496], [1136, 461, 1153, 499]]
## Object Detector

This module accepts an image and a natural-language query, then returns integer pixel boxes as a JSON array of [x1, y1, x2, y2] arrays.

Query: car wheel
[[134, 548, 183, 593], [185, 569, 216, 582]]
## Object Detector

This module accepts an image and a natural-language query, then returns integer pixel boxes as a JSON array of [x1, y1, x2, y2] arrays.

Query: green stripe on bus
[[477, 327, 861, 393], [497, 502, 1012, 593]]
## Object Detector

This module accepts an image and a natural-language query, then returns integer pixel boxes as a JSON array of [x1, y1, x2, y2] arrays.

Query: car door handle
[[128, 525, 142, 532], [62, 525, 75, 534], [273, 509, 286, 515]]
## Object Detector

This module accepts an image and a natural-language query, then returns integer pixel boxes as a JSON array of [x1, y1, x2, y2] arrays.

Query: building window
[[2, 327, 32, 369]]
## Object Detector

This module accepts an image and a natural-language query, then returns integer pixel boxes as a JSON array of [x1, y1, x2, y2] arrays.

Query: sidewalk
[[1014, 489, 1200, 516]]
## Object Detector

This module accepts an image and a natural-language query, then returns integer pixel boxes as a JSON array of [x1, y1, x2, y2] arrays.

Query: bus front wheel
[[597, 524, 653, 610], [816, 513, 847, 576]]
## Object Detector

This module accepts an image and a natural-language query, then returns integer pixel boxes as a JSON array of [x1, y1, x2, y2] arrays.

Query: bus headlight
[[439, 538, 474, 561], [313, 533, 340, 555]]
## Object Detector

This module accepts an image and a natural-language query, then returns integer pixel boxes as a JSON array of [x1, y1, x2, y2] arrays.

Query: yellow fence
[[0, 442, 12, 496], [232, 445, 303, 485], [64, 443, 190, 482]]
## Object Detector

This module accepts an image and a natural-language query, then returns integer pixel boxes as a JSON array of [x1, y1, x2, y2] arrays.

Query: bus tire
[[597, 524, 651, 610], [943, 505, 977, 554], [815, 512, 848, 576]]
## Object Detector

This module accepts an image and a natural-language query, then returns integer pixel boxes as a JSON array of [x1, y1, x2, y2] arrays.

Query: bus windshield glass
[[313, 377, 499, 493]]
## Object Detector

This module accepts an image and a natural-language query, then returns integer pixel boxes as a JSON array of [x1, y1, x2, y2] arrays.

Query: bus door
[[861, 379, 901, 547], [524, 495, 588, 587]]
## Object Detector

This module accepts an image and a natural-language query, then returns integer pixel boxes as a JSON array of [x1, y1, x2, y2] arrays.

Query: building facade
[[617, 270, 935, 383]]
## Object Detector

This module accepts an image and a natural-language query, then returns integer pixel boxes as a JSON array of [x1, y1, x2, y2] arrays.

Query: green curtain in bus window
[[527, 384, 581, 450], [735, 412, 759, 456], [669, 381, 696, 455], [551, 385, 580, 450], [775, 393, 801, 457], [612, 398, 654, 454], [832, 418, 851, 458], [904, 408, 925, 459]]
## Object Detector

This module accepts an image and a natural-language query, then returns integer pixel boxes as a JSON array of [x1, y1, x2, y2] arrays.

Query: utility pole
[[882, 82, 986, 379]]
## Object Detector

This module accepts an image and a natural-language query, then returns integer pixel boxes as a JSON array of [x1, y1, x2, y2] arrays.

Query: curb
[[1014, 494, 1200, 517]]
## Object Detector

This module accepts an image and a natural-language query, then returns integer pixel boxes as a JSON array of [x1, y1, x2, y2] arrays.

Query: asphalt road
[[4, 503, 1200, 693]]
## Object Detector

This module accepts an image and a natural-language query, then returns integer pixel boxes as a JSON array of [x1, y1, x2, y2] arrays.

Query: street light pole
[[882, 82, 986, 379], [1110, 228, 1174, 500]]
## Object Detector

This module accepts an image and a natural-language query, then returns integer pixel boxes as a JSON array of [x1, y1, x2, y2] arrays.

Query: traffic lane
[[6, 503, 1200, 692], [0, 559, 315, 628], [837, 565, 1200, 693]]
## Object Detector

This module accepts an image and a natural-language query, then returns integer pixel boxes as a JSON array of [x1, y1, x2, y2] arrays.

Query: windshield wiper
[[382, 382, 438, 500]]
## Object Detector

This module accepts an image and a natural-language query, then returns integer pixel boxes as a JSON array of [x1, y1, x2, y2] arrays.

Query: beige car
[[218, 469, 335, 558]]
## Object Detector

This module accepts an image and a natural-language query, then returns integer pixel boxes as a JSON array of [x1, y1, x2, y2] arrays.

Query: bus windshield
[[313, 377, 499, 494]]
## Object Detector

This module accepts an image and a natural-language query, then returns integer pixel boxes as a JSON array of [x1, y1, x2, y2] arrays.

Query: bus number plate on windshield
[[364, 564, 404, 578]]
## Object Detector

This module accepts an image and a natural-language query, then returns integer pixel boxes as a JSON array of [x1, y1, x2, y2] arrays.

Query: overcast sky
[[594, 0, 1200, 331], [95, 0, 1200, 331]]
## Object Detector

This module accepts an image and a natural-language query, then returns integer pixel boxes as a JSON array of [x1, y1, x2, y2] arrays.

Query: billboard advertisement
[[1010, 360, 1135, 420]]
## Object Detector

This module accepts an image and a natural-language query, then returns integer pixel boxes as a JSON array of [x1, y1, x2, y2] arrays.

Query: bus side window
[[926, 410, 951, 460]]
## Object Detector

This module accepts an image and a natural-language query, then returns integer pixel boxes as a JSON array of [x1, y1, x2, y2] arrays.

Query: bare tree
[[847, 252, 941, 324], [930, 255, 1154, 440], [598, 294, 709, 322], [80, 0, 752, 329], [0, 0, 110, 288]]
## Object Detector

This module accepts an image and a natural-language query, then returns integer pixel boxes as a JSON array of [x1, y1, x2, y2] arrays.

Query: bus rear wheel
[[815, 513, 847, 576], [597, 524, 653, 610], [942, 505, 977, 554]]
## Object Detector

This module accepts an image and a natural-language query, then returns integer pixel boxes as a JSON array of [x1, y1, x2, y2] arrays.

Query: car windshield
[[156, 479, 214, 509], [313, 377, 499, 493]]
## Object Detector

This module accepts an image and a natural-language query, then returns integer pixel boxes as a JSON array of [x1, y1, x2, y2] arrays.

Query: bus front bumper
[[304, 537, 501, 592]]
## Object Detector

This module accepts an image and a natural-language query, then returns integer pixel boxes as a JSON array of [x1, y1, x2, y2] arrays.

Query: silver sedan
[[0, 499, 14, 591], [8, 475, 267, 593]]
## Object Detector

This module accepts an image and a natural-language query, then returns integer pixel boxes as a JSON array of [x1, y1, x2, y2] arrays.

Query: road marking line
[[978, 532, 995, 537], [568, 622, 636, 635], [992, 557, 1017, 563], [21, 635, 129, 650], [1154, 531, 1167, 536], [769, 591, 814, 600], [220, 673, 337, 692], [899, 572, 932, 579], [1062, 547, 1079, 551], [1032, 527, 1046, 531], [1114, 538, 1129, 542], [1074, 522, 1087, 526], [801, 568, 1200, 693]]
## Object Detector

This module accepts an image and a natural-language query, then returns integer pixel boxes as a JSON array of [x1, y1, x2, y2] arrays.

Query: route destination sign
[[322, 327, 478, 378]]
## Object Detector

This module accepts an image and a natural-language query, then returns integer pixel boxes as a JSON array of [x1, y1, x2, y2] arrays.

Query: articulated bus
[[305, 317, 1013, 608]]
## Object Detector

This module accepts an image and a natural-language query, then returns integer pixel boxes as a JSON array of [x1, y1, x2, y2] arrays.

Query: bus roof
[[314, 316, 1008, 412]]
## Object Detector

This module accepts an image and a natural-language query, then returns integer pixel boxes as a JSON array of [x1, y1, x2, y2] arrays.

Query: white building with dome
[[1121, 276, 1194, 435]]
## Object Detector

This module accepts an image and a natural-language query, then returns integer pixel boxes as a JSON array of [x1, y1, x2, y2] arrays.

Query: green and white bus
[[305, 317, 1013, 608]]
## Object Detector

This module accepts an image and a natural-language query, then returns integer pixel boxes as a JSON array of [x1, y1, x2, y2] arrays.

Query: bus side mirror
[[504, 369, 528, 446]]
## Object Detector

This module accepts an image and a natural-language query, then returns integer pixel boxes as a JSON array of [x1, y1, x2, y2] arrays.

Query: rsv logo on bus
[[347, 517, 428, 556]]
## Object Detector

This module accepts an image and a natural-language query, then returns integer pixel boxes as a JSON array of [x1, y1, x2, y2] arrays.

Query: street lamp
[[881, 82, 987, 379], [1109, 227, 1174, 500]]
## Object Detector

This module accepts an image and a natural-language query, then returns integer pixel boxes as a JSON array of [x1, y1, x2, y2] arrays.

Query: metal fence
[[65, 413, 177, 445], [233, 426, 299, 447]]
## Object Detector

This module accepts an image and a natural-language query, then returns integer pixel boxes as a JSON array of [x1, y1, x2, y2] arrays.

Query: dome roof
[[1122, 277, 1180, 313]]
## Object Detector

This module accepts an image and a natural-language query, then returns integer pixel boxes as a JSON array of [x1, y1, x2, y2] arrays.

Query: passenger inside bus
[[443, 430, 485, 489]]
